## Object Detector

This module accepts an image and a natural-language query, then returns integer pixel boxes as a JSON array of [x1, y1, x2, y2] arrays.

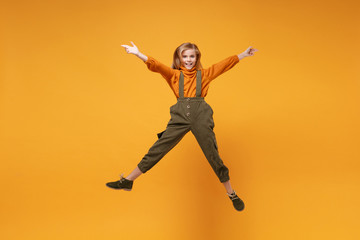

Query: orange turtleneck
[[144, 55, 240, 98]]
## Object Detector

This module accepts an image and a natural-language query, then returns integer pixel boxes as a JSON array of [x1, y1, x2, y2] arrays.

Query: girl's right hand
[[121, 41, 139, 55]]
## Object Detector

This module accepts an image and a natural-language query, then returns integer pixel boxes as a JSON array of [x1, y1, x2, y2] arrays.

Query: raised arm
[[121, 41, 176, 81], [121, 41, 148, 62], [203, 46, 259, 81]]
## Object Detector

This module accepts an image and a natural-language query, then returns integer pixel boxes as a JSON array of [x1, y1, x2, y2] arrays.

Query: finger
[[131, 41, 136, 47], [121, 45, 129, 48]]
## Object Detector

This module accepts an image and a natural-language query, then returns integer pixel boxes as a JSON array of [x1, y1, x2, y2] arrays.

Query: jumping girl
[[106, 41, 258, 211]]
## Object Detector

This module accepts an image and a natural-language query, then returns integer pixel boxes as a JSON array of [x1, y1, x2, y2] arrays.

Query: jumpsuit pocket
[[157, 130, 166, 139], [204, 102, 214, 115], [169, 103, 177, 113]]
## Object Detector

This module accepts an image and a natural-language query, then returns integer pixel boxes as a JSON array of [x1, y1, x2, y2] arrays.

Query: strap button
[[186, 112, 190, 116], [187, 105, 190, 108]]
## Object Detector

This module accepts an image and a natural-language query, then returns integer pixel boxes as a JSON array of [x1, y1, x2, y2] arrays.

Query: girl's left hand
[[242, 46, 258, 57]]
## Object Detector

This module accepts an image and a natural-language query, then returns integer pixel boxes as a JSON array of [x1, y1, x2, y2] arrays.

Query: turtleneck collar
[[180, 66, 197, 73]]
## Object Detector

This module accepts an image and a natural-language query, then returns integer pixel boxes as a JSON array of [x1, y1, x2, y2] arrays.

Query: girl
[[106, 42, 258, 211]]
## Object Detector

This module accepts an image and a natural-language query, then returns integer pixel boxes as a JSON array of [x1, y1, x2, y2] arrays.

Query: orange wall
[[1, 0, 359, 239]]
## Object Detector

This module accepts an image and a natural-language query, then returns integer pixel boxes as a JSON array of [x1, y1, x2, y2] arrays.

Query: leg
[[191, 117, 230, 183], [107, 104, 189, 190], [126, 166, 142, 181], [192, 124, 244, 211], [223, 180, 234, 194], [106, 123, 189, 190], [125, 123, 189, 181], [137, 108, 190, 174]]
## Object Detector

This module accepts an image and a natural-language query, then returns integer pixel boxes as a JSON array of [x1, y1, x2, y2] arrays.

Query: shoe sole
[[106, 184, 132, 191]]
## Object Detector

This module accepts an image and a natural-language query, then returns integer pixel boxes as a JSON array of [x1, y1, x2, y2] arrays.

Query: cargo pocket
[[157, 130, 166, 139], [214, 137, 219, 151]]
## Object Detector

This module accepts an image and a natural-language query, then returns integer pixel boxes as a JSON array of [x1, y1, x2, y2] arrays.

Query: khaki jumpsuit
[[137, 70, 230, 183]]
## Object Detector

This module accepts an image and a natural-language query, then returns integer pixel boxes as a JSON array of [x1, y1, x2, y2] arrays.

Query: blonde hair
[[171, 42, 203, 70]]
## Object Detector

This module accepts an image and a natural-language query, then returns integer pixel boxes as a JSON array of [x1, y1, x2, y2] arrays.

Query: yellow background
[[1, 0, 359, 239]]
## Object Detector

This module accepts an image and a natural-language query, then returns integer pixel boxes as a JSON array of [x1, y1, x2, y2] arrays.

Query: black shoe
[[106, 174, 133, 191], [227, 191, 245, 211]]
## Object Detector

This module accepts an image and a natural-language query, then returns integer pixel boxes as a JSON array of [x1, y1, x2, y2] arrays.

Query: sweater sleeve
[[202, 55, 240, 82], [144, 56, 177, 82]]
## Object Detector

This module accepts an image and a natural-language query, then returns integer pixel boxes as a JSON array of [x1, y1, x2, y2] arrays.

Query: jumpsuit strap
[[179, 70, 202, 98], [196, 70, 202, 98], [179, 71, 184, 98]]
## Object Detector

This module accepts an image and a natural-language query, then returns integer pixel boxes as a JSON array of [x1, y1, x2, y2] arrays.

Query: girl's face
[[181, 49, 197, 69]]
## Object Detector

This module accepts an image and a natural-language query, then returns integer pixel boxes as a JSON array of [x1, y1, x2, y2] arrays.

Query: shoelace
[[227, 191, 239, 200], [119, 173, 126, 183]]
